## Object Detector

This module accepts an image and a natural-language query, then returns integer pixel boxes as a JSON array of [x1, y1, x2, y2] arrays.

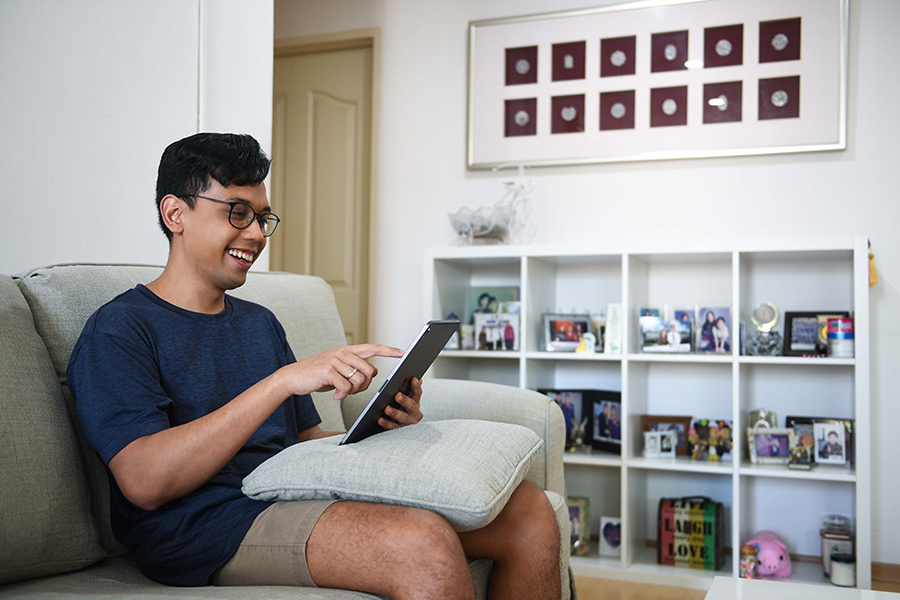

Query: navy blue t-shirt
[[67, 285, 321, 586]]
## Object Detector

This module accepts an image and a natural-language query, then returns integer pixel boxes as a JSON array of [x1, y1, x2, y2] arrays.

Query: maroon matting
[[759, 17, 801, 63], [505, 46, 538, 86], [651, 30, 688, 73], [650, 86, 688, 128], [704, 24, 743, 68], [551, 94, 585, 134], [703, 81, 743, 124], [504, 98, 537, 137], [552, 41, 586, 81], [600, 90, 635, 131], [600, 36, 636, 78], [758, 76, 800, 120]]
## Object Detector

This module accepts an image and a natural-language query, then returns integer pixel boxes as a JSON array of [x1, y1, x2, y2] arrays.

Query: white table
[[704, 577, 897, 599]]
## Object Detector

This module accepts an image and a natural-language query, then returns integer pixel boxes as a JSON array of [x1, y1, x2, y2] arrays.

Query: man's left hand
[[378, 377, 423, 430]]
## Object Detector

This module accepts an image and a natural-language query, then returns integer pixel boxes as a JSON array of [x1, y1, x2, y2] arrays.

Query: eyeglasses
[[185, 195, 280, 237]]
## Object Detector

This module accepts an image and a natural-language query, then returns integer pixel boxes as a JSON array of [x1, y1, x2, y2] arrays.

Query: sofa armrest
[[342, 379, 565, 498]]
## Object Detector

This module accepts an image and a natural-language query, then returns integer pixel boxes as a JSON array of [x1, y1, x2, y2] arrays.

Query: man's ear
[[159, 195, 186, 235]]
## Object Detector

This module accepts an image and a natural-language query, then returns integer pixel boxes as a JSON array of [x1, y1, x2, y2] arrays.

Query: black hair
[[155, 132, 271, 241]]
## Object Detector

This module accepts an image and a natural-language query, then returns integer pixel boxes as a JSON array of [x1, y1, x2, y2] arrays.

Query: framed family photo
[[568, 497, 590, 555], [543, 313, 593, 352], [783, 311, 850, 356], [748, 427, 797, 464], [586, 390, 622, 454], [641, 415, 691, 456], [814, 420, 851, 465]]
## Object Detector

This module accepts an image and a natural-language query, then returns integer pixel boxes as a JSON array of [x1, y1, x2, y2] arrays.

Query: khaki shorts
[[210, 500, 337, 587]]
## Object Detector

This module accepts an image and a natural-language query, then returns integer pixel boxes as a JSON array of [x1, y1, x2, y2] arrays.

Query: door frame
[[272, 28, 381, 343]]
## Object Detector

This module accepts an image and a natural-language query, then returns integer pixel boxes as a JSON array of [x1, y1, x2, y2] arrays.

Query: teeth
[[228, 249, 254, 263]]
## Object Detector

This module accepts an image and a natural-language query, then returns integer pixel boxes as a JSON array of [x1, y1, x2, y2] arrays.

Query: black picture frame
[[539, 388, 587, 448], [583, 390, 622, 454], [783, 311, 850, 356], [786, 415, 854, 466]]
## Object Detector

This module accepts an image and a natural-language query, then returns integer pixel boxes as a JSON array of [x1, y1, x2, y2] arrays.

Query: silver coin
[[514, 110, 530, 126], [771, 90, 789, 108], [716, 94, 729, 111], [716, 39, 733, 57], [610, 50, 627, 67], [772, 33, 789, 51], [664, 43, 678, 61], [610, 102, 626, 119], [662, 98, 677, 116], [561, 106, 577, 122], [515, 59, 530, 75]]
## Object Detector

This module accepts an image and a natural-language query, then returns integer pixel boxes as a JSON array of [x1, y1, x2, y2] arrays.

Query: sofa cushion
[[15, 264, 165, 556], [242, 419, 543, 531], [0, 275, 106, 584], [14, 264, 351, 555], [0, 555, 493, 599]]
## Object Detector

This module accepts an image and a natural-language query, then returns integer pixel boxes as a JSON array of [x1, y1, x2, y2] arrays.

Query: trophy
[[746, 303, 782, 356]]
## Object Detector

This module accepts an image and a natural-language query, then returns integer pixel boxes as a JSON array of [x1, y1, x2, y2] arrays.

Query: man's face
[[178, 179, 270, 292]]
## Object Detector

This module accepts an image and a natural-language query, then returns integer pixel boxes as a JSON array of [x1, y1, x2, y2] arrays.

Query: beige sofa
[[0, 264, 574, 599]]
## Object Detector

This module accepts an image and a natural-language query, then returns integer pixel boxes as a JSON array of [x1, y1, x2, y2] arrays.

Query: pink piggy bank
[[746, 531, 792, 578]]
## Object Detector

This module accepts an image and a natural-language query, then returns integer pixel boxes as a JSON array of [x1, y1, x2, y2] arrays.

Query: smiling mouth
[[227, 249, 255, 265]]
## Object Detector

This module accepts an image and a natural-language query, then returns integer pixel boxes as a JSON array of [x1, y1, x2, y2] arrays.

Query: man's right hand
[[280, 344, 404, 401]]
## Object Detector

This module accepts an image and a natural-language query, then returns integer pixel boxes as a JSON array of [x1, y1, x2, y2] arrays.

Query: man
[[67, 133, 560, 599]]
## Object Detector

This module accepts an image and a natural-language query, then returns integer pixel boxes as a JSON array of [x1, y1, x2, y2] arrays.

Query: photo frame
[[783, 311, 850, 356], [542, 313, 593, 352], [697, 307, 731, 354], [643, 430, 676, 458], [567, 497, 590, 556], [540, 389, 586, 449], [641, 415, 692, 456], [748, 427, 797, 464], [468, 0, 848, 169], [585, 390, 622, 454], [638, 316, 692, 353], [473, 312, 520, 351], [814, 420, 852, 465], [599, 516, 622, 557], [467, 287, 520, 325], [786, 416, 854, 466], [785, 415, 817, 463]]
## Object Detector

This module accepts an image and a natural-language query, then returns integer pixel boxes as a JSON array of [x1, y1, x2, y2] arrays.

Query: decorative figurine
[[740, 544, 759, 578], [746, 303, 782, 356]]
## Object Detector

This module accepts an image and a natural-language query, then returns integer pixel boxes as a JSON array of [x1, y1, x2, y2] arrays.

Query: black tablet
[[340, 320, 460, 445]]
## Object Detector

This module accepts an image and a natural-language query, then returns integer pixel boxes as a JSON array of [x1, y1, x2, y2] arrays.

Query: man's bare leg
[[458, 481, 561, 600], [307, 481, 560, 600], [307, 501, 475, 600]]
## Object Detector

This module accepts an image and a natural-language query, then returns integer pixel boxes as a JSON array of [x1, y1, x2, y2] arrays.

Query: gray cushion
[[13, 264, 351, 554], [242, 420, 543, 531], [0, 275, 106, 584]]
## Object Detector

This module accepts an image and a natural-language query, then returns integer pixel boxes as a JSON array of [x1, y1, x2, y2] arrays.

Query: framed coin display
[[468, 0, 847, 169]]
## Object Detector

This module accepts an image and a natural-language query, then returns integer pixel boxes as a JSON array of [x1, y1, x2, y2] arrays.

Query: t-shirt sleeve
[[69, 330, 172, 465]]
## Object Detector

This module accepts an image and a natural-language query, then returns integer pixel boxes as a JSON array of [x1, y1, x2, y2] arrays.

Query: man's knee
[[499, 482, 560, 555], [388, 507, 474, 598]]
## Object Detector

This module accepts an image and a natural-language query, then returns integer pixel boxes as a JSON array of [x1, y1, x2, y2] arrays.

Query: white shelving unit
[[424, 237, 870, 590]]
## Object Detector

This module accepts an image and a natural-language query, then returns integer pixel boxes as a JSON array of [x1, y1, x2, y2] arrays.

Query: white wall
[[275, 0, 900, 564], [0, 0, 274, 274]]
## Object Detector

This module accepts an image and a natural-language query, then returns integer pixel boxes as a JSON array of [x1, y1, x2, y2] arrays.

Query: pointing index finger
[[348, 343, 404, 360]]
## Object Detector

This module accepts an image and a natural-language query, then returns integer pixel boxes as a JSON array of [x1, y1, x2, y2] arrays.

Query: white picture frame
[[467, 0, 848, 169]]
